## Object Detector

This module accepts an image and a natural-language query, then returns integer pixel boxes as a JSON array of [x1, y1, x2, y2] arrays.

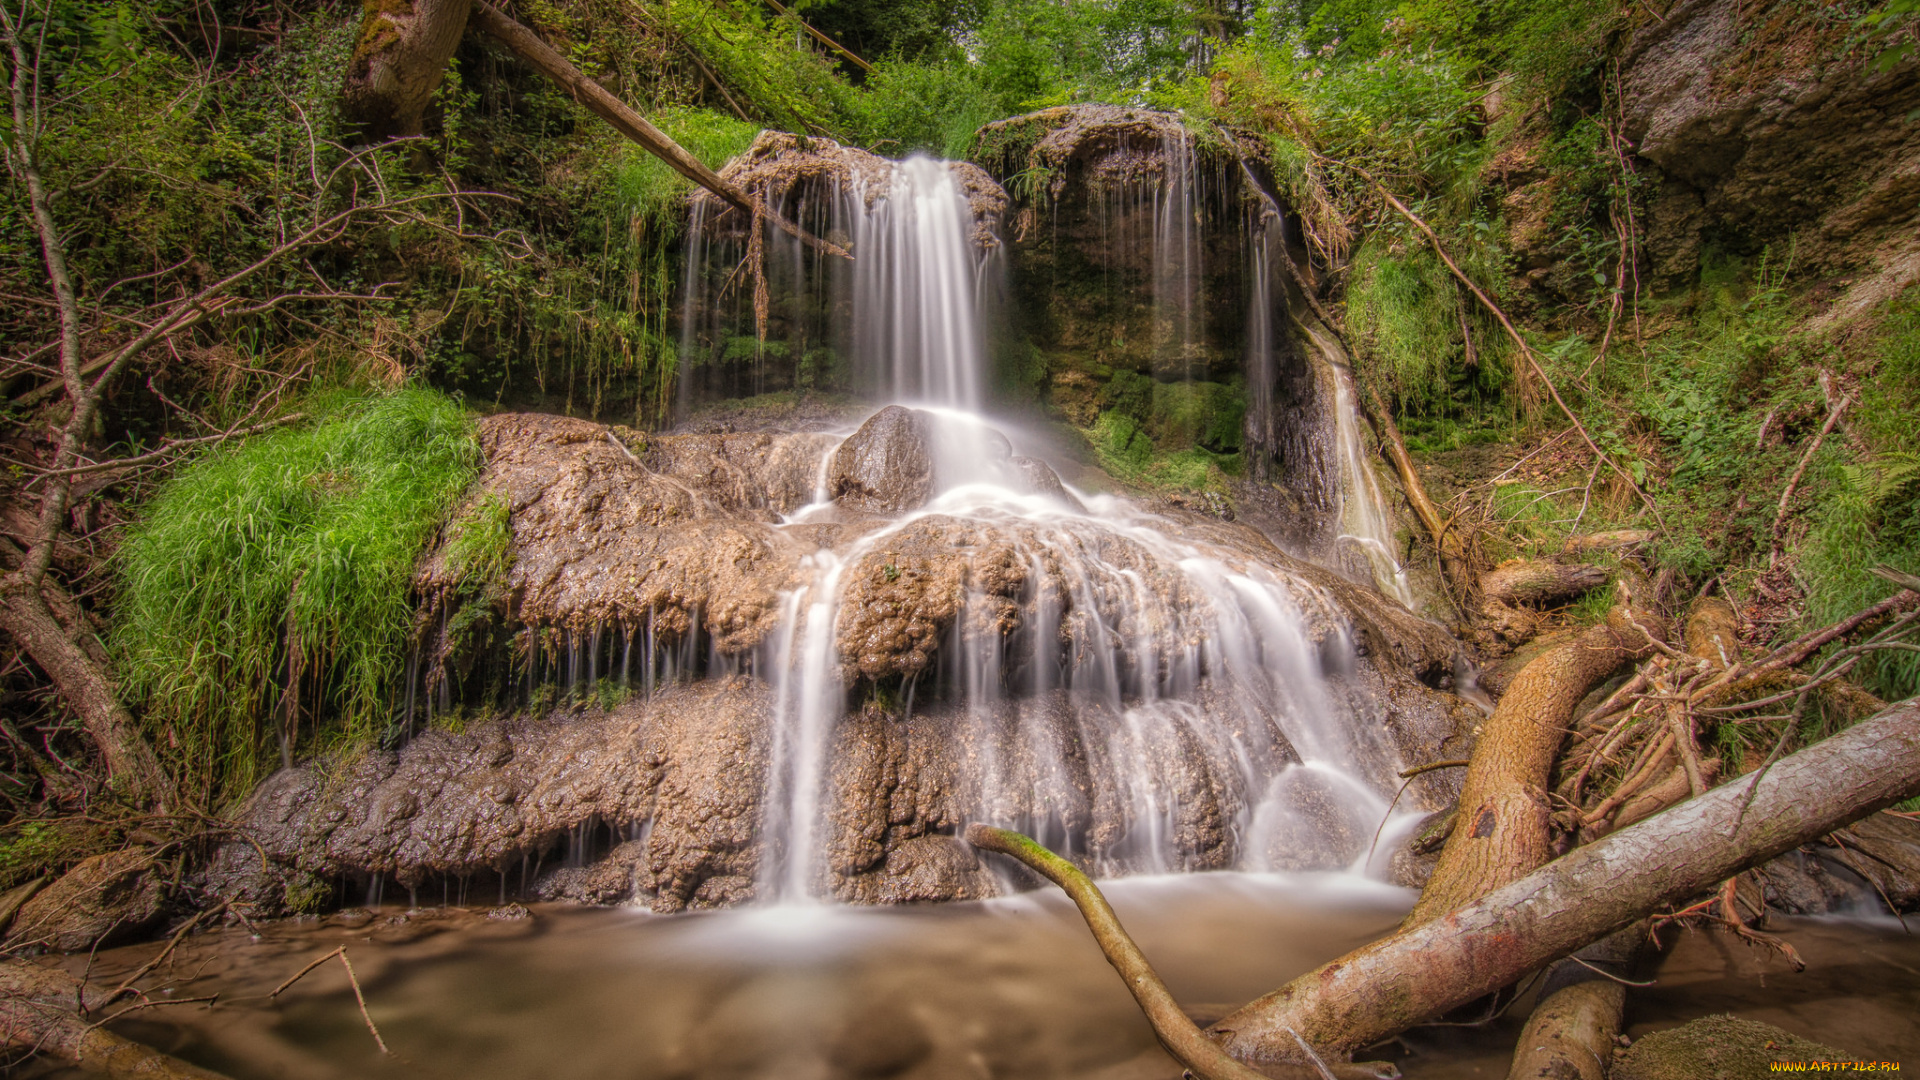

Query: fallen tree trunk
[[1479, 560, 1609, 608], [1205, 696, 1920, 1064], [467, 2, 850, 262], [1406, 605, 1663, 925], [1505, 925, 1641, 1080], [0, 960, 233, 1079]]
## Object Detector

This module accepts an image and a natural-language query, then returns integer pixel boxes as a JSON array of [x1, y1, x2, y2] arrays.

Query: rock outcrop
[[212, 408, 1475, 914], [1618, 0, 1920, 304]]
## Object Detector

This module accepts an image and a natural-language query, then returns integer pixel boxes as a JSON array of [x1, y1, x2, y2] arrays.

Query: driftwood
[[1406, 605, 1665, 925], [1204, 696, 1920, 1064]]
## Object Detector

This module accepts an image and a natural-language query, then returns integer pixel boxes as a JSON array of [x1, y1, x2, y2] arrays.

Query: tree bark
[[1, 10, 175, 809], [1207, 696, 1920, 1064], [1505, 925, 1640, 1080], [339, 0, 474, 142], [1479, 560, 1609, 608], [0, 589, 172, 807], [0, 960, 234, 1078], [1407, 606, 1664, 925]]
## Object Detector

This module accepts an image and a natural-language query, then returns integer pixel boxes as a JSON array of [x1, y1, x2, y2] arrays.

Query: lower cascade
[[212, 123, 1470, 914]]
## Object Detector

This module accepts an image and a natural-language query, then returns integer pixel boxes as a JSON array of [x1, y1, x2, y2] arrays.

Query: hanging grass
[[112, 388, 480, 808]]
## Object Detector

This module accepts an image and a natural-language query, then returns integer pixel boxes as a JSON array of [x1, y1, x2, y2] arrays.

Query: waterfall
[[1300, 321, 1415, 608], [738, 149, 1422, 905], [848, 157, 988, 410]]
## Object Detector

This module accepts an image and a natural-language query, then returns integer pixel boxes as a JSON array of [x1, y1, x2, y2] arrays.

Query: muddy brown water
[[26, 873, 1920, 1078]]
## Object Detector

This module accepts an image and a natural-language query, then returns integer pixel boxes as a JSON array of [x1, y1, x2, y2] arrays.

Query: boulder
[[830, 406, 935, 514], [5, 849, 165, 952]]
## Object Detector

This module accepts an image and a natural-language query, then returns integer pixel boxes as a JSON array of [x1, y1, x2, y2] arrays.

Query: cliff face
[[1619, 0, 1920, 306]]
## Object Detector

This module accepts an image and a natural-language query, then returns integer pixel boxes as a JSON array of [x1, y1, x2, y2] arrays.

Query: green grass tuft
[[112, 388, 480, 807]]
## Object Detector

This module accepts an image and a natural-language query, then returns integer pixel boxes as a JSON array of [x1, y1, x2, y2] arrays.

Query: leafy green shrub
[[113, 389, 480, 807]]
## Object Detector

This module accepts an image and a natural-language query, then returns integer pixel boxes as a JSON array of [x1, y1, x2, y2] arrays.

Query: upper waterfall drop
[[848, 156, 989, 411]]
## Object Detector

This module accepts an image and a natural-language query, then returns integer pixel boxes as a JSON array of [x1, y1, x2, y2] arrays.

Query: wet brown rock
[[5, 848, 165, 952], [206, 678, 770, 915], [830, 406, 935, 515], [1008, 455, 1083, 508], [697, 131, 1007, 252], [417, 414, 812, 657]]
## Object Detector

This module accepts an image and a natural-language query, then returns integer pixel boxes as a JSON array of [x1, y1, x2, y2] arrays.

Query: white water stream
[[739, 155, 1425, 904]]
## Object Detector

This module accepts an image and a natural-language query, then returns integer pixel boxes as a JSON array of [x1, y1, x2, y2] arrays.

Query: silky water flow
[[712, 154, 1429, 903]]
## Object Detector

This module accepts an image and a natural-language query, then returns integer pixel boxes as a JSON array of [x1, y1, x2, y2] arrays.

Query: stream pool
[[27, 872, 1920, 1078]]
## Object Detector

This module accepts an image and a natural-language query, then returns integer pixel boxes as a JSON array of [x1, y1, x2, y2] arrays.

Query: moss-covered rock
[[1616, 1015, 1854, 1080]]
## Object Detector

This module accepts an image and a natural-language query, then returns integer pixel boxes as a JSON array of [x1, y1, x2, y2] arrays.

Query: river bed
[[27, 872, 1920, 1078]]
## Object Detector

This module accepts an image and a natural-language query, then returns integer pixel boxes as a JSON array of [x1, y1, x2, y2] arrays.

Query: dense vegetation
[[1, 0, 1916, 869]]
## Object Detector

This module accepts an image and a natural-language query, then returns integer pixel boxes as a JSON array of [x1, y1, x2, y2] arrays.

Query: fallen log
[[1505, 924, 1642, 1080], [0, 959, 233, 1079], [1204, 696, 1920, 1065], [1405, 605, 1664, 925], [1479, 560, 1609, 608], [1561, 530, 1652, 554], [468, 3, 851, 262]]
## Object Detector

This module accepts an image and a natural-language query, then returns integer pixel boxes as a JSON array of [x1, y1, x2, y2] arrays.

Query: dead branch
[[962, 825, 1386, 1080], [1206, 696, 1920, 1065], [269, 945, 389, 1054], [760, 0, 871, 71], [1322, 153, 1665, 528], [1769, 382, 1852, 566], [0, 959, 233, 1078], [468, 2, 849, 263]]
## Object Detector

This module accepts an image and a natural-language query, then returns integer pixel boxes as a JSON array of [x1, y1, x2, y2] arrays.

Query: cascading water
[[726, 144, 1425, 904], [847, 157, 988, 410]]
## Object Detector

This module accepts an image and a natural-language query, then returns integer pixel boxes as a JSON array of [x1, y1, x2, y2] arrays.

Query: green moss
[[112, 388, 480, 808]]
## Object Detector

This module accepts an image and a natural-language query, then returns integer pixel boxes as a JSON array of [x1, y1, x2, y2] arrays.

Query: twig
[[963, 825, 1274, 1080], [1566, 953, 1656, 987], [268, 946, 388, 1054], [104, 906, 218, 1004], [83, 994, 219, 1031], [1769, 384, 1853, 566], [28, 414, 306, 483], [336, 950, 387, 1055]]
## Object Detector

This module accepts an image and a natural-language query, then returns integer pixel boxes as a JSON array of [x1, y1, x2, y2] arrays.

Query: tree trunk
[[0, 580, 173, 809], [0, 960, 233, 1078], [466, 3, 850, 262], [1205, 696, 1920, 1064], [1505, 925, 1641, 1080], [1479, 560, 1610, 607], [1406, 606, 1663, 925], [339, 0, 474, 142]]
